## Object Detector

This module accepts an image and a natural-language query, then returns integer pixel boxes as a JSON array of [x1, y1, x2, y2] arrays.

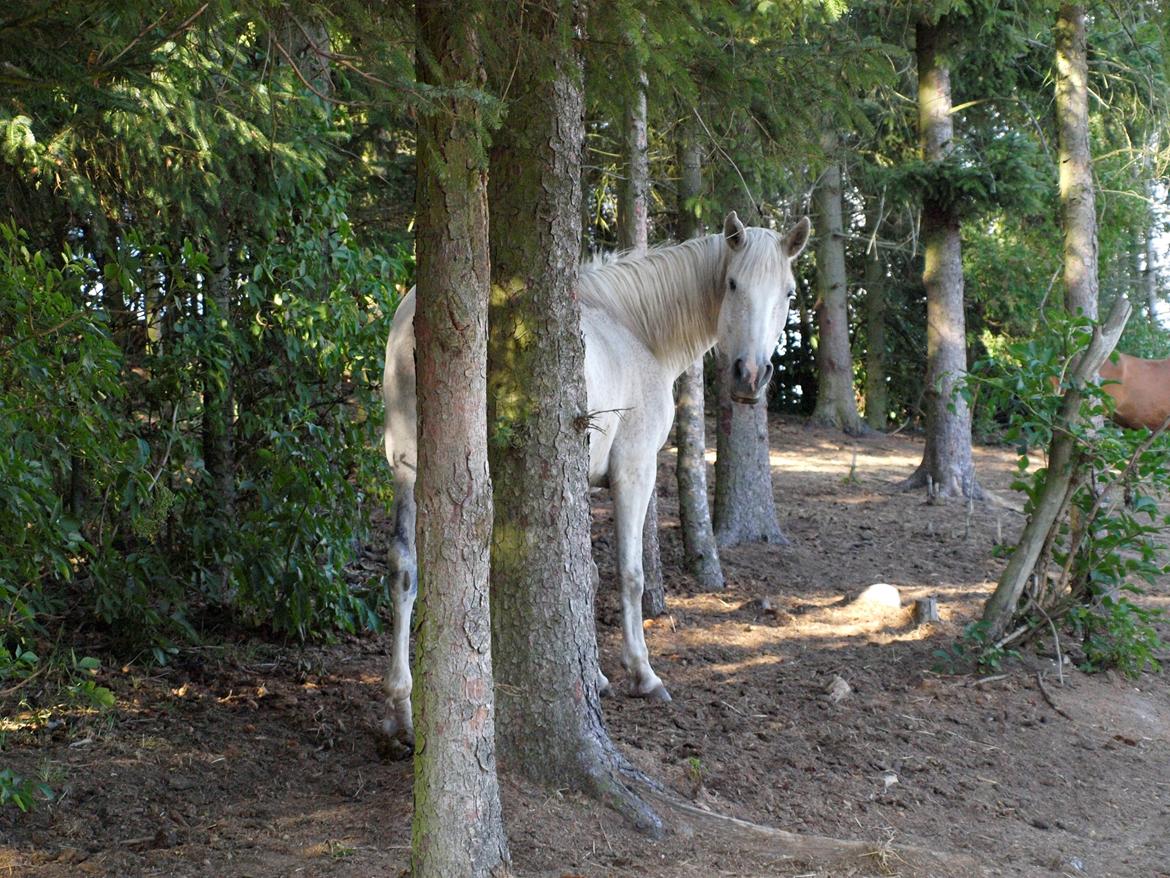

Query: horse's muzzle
[[730, 357, 772, 405], [731, 390, 765, 405]]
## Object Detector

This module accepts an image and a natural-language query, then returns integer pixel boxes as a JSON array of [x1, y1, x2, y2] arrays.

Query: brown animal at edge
[[1099, 353, 1170, 431]]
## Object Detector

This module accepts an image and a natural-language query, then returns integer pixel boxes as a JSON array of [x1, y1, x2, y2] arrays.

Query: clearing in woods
[[3, 417, 1169, 877]]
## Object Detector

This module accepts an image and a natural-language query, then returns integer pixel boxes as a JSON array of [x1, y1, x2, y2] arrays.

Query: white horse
[[381, 211, 810, 746]]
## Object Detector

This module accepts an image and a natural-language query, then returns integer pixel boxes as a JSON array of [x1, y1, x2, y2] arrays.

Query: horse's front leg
[[382, 483, 417, 749], [611, 462, 671, 702]]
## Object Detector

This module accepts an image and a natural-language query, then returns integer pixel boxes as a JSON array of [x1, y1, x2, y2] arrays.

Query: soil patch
[[3, 417, 1169, 877]]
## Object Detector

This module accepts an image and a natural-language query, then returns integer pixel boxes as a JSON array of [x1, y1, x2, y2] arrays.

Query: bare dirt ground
[[4, 416, 1170, 877]]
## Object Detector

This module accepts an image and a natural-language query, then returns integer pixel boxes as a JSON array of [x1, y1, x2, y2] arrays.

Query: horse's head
[[717, 211, 811, 405]]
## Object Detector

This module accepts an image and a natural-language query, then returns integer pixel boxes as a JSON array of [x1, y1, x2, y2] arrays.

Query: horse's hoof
[[599, 671, 613, 697], [634, 683, 672, 703], [377, 718, 415, 760]]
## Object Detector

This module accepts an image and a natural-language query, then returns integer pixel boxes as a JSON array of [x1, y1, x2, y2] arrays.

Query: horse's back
[[1100, 352, 1170, 431], [383, 290, 676, 488], [383, 289, 418, 481]]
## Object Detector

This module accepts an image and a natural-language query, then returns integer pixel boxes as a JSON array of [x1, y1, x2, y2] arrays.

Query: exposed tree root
[[896, 463, 985, 502], [631, 778, 982, 876], [587, 762, 664, 839]]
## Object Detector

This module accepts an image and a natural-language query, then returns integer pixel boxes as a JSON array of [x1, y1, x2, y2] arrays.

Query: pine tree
[[410, 2, 509, 873]]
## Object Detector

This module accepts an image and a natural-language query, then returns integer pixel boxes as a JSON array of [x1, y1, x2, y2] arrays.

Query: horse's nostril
[[760, 362, 773, 388], [733, 358, 748, 383]]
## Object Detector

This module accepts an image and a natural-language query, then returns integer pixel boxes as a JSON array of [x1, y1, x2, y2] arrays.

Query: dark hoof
[[376, 719, 415, 761], [635, 683, 672, 703], [376, 736, 413, 762]]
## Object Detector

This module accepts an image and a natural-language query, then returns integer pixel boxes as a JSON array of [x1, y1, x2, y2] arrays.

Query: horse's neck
[[580, 235, 725, 376]]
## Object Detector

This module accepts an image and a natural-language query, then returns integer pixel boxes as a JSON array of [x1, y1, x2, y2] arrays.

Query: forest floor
[[3, 416, 1170, 877]]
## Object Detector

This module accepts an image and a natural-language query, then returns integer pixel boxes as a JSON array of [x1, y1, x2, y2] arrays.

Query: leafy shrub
[[965, 311, 1170, 675]]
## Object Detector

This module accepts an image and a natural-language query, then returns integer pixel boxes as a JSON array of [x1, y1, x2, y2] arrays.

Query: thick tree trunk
[[863, 203, 888, 431], [900, 21, 981, 500], [810, 130, 864, 435], [673, 125, 723, 589], [486, 1, 661, 835], [1055, 4, 1097, 321], [714, 381, 785, 547], [411, 4, 509, 875], [617, 65, 665, 618]]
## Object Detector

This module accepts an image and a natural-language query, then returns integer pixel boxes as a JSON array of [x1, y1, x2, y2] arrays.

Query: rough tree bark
[[863, 201, 888, 431], [673, 122, 723, 589], [410, 3, 509, 874], [1056, 3, 1097, 321], [486, 1, 661, 835], [899, 20, 981, 500], [982, 3, 1120, 642], [713, 380, 785, 546], [617, 62, 666, 618], [810, 129, 865, 435]]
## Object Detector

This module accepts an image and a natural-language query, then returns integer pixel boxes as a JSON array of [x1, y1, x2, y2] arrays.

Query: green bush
[[966, 311, 1170, 676]]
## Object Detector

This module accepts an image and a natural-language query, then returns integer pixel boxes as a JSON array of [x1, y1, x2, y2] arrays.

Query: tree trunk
[[982, 4, 1112, 644], [863, 202, 888, 431], [617, 64, 665, 618], [900, 20, 981, 500], [486, 1, 661, 836], [1055, 4, 1097, 321], [982, 299, 1130, 640], [714, 381, 785, 547], [202, 242, 235, 598], [1145, 214, 1160, 325], [810, 130, 864, 435], [673, 125, 723, 590], [411, 4, 509, 875]]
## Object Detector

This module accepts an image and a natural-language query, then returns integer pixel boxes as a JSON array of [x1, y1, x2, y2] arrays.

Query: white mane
[[578, 228, 789, 373], [578, 234, 727, 372]]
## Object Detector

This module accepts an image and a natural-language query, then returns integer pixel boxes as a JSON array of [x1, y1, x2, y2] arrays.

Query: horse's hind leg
[[610, 457, 671, 702], [382, 479, 417, 749]]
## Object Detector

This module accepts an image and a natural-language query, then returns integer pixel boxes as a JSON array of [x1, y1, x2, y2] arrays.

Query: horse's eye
[[729, 278, 737, 291]]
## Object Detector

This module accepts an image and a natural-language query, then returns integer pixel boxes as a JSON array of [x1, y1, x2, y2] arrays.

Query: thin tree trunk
[[202, 242, 235, 597], [618, 64, 665, 618], [411, 4, 509, 874], [900, 20, 981, 500], [1145, 216, 1160, 324], [863, 202, 888, 431], [982, 299, 1130, 639], [486, 1, 661, 835], [673, 123, 723, 589], [714, 382, 785, 547], [1056, 3, 1098, 321], [810, 130, 864, 435]]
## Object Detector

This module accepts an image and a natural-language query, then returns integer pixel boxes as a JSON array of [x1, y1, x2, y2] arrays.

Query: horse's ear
[[781, 216, 811, 259], [723, 211, 747, 251]]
